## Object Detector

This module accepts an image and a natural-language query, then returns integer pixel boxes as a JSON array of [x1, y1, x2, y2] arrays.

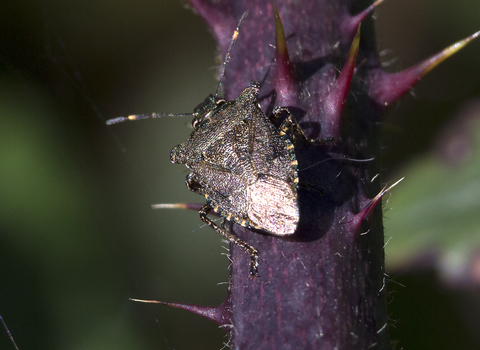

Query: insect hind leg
[[199, 203, 259, 276]]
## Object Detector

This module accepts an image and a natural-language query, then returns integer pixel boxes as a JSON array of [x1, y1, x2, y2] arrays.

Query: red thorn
[[151, 202, 221, 217], [370, 31, 480, 108], [130, 294, 232, 327], [323, 25, 361, 139], [353, 177, 404, 234], [151, 202, 204, 211], [342, 0, 384, 38], [273, 2, 296, 105]]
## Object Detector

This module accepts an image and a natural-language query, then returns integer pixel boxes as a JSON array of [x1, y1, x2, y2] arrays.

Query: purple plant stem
[[137, 0, 477, 347], [187, 0, 388, 349]]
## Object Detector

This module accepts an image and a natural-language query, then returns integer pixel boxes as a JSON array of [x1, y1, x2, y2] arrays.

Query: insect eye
[[215, 98, 226, 106], [192, 118, 199, 129]]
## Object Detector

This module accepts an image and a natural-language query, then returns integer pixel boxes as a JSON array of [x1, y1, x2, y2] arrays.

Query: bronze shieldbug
[[170, 80, 299, 236], [107, 12, 311, 276]]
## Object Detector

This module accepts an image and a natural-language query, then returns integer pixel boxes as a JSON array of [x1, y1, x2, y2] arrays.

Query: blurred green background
[[1, 0, 479, 349]]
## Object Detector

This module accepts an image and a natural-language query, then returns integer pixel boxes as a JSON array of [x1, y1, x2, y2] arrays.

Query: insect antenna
[[0, 313, 19, 350], [106, 112, 196, 125], [214, 11, 249, 98], [107, 12, 248, 126]]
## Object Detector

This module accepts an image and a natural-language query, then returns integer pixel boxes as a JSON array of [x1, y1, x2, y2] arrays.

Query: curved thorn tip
[[151, 202, 205, 212], [274, 2, 288, 60], [371, 31, 480, 107], [273, 2, 295, 103], [151, 203, 189, 209], [346, 24, 361, 72], [360, 177, 404, 224], [415, 31, 480, 78], [323, 24, 361, 137], [344, 0, 384, 36], [129, 297, 231, 326]]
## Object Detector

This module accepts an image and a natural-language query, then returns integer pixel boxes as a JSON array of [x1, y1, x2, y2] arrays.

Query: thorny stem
[[188, 0, 391, 349], [146, 0, 477, 348]]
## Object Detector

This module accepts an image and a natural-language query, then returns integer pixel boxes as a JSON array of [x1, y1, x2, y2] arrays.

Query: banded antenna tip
[[106, 116, 127, 125]]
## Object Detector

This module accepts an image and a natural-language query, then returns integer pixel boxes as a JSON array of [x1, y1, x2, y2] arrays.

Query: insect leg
[[272, 106, 335, 144], [199, 203, 259, 276]]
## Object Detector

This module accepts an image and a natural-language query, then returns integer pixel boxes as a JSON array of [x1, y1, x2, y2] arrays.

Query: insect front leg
[[272, 106, 334, 144], [199, 203, 259, 276]]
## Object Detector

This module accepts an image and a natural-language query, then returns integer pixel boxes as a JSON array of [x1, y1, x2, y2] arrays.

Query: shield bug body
[[171, 81, 299, 237], [107, 13, 308, 276]]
